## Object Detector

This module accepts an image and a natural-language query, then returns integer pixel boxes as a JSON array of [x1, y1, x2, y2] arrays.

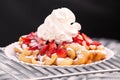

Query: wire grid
[[0, 38, 120, 80]]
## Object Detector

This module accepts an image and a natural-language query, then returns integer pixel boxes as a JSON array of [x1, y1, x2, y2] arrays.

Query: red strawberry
[[29, 32, 36, 36], [90, 41, 101, 46], [73, 35, 83, 45], [38, 38, 46, 45], [81, 33, 93, 45], [29, 46, 38, 50], [40, 45, 49, 55], [60, 41, 71, 47], [21, 32, 36, 45], [56, 48, 67, 58], [27, 32, 37, 40], [46, 40, 57, 57], [21, 37, 31, 45]]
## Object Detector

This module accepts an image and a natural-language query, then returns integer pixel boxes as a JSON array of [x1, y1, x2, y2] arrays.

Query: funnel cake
[[13, 8, 109, 66]]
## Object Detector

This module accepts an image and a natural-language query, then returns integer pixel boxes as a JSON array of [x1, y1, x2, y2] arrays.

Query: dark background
[[0, 0, 119, 47]]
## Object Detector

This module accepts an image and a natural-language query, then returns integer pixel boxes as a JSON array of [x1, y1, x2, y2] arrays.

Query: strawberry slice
[[46, 40, 57, 57], [28, 32, 36, 36], [81, 33, 102, 46], [21, 32, 37, 45], [90, 41, 101, 46], [56, 48, 67, 58], [21, 37, 31, 45], [60, 41, 71, 47], [38, 38, 46, 45], [73, 35, 83, 45], [27, 32, 37, 40], [81, 33, 93, 43], [81, 33, 93, 45], [29, 46, 38, 50], [40, 45, 49, 55]]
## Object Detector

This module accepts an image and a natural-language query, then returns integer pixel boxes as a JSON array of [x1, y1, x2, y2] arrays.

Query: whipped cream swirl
[[37, 7, 81, 43]]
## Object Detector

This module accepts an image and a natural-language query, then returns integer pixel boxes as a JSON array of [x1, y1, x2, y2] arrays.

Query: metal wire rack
[[0, 38, 120, 80]]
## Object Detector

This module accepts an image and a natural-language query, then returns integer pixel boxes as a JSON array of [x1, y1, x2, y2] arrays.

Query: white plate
[[4, 42, 115, 68]]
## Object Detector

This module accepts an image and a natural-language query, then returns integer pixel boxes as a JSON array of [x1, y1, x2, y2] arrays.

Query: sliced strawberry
[[56, 48, 67, 58], [46, 40, 57, 57], [48, 40, 57, 50], [27, 32, 36, 40], [73, 35, 83, 45], [81, 33, 93, 43], [81, 33, 93, 45], [40, 45, 49, 55], [28, 32, 36, 36], [29, 46, 38, 50], [38, 38, 46, 45], [20, 32, 36, 45], [21, 37, 31, 45], [90, 41, 101, 46], [60, 41, 71, 47], [78, 31, 80, 34]]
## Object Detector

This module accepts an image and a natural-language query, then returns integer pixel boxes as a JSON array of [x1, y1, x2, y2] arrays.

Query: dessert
[[13, 8, 108, 66]]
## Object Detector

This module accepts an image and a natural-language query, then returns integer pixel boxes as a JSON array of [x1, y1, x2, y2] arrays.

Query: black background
[[0, 0, 119, 47]]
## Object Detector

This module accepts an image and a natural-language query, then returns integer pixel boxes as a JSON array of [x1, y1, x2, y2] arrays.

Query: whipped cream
[[37, 7, 81, 43]]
